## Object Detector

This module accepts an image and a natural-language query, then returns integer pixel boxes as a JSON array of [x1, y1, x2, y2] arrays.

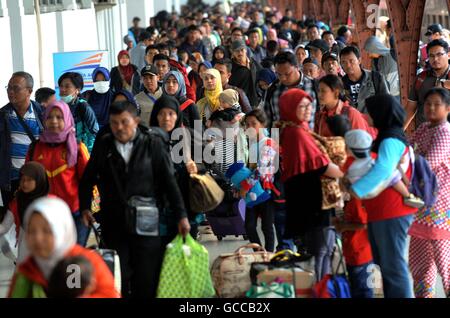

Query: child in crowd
[[344, 129, 424, 208], [47, 255, 96, 298], [207, 89, 247, 175], [0, 162, 49, 264]]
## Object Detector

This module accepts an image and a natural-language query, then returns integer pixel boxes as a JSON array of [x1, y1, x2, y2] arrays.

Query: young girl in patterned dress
[[409, 87, 450, 298]]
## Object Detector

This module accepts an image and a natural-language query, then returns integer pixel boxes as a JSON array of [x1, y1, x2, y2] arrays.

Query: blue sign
[[53, 50, 109, 98]]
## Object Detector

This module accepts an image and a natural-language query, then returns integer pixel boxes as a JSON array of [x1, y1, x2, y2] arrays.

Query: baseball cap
[[231, 39, 247, 51], [141, 64, 158, 77], [321, 52, 339, 65], [345, 130, 373, 159], [306, 39, 330, 54], [425, 24, 443, 36]]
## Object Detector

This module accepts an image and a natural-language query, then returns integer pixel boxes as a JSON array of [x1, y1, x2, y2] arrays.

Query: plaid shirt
[[263, 73, 317, 129]]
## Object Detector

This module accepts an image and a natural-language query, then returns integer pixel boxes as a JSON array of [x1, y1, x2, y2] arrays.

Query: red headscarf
[[278, 88, 329, 182], [117, 50, 134, 85]]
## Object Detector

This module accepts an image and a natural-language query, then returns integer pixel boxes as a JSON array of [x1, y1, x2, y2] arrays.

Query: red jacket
[[26, 142, 89, 213], [342, 157, 373, 266], [9, 245, 120, 298]]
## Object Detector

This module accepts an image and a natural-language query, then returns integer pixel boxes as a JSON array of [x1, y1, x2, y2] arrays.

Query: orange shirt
[[26, 142, 89, 213]]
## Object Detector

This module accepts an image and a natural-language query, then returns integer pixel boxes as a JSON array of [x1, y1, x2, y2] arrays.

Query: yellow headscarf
[[203, 68, 223, 115]]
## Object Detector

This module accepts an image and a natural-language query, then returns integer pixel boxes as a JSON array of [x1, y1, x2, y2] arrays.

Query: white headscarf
[[23, 196, 77, 279]]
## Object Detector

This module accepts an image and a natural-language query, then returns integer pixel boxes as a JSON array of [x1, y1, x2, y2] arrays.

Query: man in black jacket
[[79, 101, 190, 298], [229, 39, 262, 108]]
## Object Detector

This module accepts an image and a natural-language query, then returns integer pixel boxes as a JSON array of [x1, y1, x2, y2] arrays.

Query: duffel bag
[[211, 243, 273, 298]]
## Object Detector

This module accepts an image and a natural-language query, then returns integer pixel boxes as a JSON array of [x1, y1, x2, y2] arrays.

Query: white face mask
[[93, 81, 110, 94]]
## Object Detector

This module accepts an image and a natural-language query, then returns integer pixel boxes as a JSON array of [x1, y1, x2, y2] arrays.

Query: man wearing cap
[[322, 52, 342, 76], [135, 65, 162, 127], [306, 39, 330, 68], [229, 39, 262, 108], [420, 24, 444, 68], [406, 39, 450, 130], [303, 58, 321, 80]]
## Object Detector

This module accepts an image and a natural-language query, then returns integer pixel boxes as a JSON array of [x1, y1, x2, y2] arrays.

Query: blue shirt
[[9, 104, 42, 180], [351, 138, 406, 198]]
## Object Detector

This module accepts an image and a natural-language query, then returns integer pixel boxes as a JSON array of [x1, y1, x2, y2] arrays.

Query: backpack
[[398, 147, 439, 208], [415, 68, 450, 92]]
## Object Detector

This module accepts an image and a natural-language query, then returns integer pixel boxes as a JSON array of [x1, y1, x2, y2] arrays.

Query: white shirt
[[115, 139, 134, 165]]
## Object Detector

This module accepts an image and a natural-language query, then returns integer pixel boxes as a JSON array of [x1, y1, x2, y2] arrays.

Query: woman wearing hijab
[[150, 95, 202, 239], [8, 196, 119, 298], [277, 88, 343, 282], [85, 67, 114, 130], [212, 45, 229, 66], [256, 68, 277, 106], [196, 68, 223, 123], [162, 70, 200, 129], [0, 162, 49, 263], [349, 94, 417, 298], [110, 50, 141, 95], [25, 101, 91, 247], [58, 72, 99, 153]]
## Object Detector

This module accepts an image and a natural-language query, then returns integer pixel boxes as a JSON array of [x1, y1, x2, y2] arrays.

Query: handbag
[[189, 173, 225, 213], [309, 131, 347, 210], [157, 234, 216, 298], [108, 156, 159, 236], [210, 243, 274, 298]]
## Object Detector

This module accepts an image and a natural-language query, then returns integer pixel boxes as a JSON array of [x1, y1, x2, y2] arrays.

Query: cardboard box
[[257, 268, 315, 298]]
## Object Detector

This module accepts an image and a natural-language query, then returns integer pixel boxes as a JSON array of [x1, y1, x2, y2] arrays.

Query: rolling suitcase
[[207, 199, 247, 241], [89, 224, 122, 294]]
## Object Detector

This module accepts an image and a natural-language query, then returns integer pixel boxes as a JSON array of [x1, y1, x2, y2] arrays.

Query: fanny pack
[[108, 153, 159, 236]]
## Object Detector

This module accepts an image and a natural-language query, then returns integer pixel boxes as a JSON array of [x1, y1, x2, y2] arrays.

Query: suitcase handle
[[235, 243, 266, 254], [90, 223, 107, 249]]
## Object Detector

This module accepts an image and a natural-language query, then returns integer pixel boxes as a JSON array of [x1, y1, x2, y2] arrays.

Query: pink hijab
[[40, 101, 78, 168]]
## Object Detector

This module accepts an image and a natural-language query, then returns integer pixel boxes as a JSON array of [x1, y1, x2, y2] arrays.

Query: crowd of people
[[0, 1, 450, 299]]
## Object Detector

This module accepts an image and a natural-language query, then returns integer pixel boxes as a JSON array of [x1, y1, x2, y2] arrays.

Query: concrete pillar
[[0, 0, 7, 16], [7, 0, 25, 71], [126, 0, 154, 29]]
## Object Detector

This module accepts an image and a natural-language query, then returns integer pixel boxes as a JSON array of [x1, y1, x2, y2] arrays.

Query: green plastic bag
[[157, 234, 216, 298]]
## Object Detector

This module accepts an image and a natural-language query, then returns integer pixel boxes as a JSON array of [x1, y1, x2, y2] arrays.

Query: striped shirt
[[9, 105, 41, 180]]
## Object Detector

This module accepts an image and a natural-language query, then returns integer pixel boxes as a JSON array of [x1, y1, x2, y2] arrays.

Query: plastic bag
[[157, 234, 215, 298]]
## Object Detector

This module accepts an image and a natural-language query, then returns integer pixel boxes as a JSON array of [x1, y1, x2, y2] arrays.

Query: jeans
[[245, 200, 275, 252], [273, 206, 295, 251], [305, 226, 336, 282], [73, 211, 90, 247], [368, 214, 414, 298], [347, 261, 374, 298]]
